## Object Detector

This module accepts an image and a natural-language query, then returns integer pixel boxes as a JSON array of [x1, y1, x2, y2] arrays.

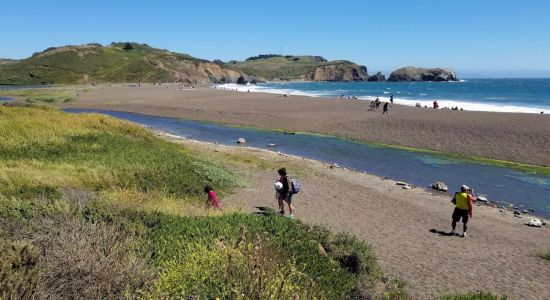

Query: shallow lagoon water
[[65, 109, 550, 218]]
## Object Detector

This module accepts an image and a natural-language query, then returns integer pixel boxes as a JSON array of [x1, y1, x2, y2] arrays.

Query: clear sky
[[1, 0, 549, 77]]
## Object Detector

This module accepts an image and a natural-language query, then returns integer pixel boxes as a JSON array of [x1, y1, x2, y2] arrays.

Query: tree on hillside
[[123, 42, 134, 50]]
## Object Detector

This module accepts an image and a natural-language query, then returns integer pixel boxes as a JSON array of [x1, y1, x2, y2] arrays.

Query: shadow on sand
[[429, 228, 465, 237]]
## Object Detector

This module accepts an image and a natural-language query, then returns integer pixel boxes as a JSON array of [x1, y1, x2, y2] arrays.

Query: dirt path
[[170, 137, 550, 299]]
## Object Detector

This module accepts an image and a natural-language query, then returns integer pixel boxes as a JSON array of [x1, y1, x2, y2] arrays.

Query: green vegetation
[[0, 58, 18, 65], [227, 54, 360, 80], [0, 105, 404, 299], [0, 42, 212, 85], [538, 250, 550, 261], [0, 88, 76, 103], [438, 291, 507, 300]]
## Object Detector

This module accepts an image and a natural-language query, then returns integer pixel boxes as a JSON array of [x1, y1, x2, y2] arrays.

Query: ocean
[[217, 78, 550, 114]]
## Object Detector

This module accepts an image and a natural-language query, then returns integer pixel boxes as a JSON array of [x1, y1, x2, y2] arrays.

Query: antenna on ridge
[[280, 46, 283, 56]]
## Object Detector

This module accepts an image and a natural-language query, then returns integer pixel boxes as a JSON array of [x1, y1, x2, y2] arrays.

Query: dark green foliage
[[145, 213, 379, 297], [245, 54, 284, 61], [123, 42, 134, 50]]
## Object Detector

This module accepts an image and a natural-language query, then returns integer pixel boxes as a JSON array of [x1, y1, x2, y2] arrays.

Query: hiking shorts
[[452, 207, 469, 223], [279, 193, 293, 204]]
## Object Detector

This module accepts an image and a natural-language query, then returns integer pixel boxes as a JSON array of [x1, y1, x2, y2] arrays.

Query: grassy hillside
[[227, 54, 367, 81], [0, 104, 405, 299], [0, 42, 240, 85]]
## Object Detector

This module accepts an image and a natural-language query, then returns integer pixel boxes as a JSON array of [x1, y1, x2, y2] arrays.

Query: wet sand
[[62, 84, 550, 166], [161, 135, 550, 300]]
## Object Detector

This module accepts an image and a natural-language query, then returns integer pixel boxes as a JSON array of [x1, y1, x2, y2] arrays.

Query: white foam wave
[[213, 84, 550, 114]]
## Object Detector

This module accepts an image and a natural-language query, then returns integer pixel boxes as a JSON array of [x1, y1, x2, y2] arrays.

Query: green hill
[[227, 54, 369, 81], [0, 42, 242, 85]]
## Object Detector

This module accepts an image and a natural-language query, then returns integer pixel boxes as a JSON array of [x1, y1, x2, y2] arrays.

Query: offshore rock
[[388, 67, 458, 82], [367, 72, 386, 82], [302, 63, 368, 81]]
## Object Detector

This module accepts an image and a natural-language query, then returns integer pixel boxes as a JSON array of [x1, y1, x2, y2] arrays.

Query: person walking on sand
[[450, 185, 475, 237], [390, 94, 394, 104], [277, 167, 295, 218], [204, 184, 222, 210], [382, 102, 389, 116]]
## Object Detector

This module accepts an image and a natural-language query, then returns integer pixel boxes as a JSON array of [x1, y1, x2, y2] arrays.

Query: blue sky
[[1, 0, 549, 77]]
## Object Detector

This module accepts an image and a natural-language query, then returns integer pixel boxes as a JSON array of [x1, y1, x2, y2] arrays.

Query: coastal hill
[[0, 59, 18, 65], [226, 54, 369, 81], [0, 42, 243, 85], [388, 67, 457, 82]]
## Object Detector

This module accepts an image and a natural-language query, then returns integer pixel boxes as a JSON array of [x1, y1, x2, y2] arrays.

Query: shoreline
[[154, 128, 549, 224], [57, 84, 550, 166], [153, 128, 550, 299], [215, 81, 550, 114], [66, 106, 550, 175]]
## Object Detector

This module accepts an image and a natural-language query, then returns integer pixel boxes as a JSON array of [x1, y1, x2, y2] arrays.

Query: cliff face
[[228, 55, 369, 82], [302, 63, 368, 81], [388, 67, 457, 82], [0, 43, 243, 85], [163, 58, 242, 84]]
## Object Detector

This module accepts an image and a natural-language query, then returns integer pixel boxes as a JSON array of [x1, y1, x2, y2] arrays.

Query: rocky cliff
[[227, 55, 369, 82], [302, 62, 368, 81], [388, 67, 457, 82]]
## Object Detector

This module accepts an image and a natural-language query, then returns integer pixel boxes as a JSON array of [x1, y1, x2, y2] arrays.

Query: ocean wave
[[213, 83, 550, 114]]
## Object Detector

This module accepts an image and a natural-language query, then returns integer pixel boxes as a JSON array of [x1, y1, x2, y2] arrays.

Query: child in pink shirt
[[204, 184, 222, 210]]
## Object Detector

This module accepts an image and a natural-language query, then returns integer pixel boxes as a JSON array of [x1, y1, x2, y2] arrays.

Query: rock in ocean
[[388, 67, 458, 82]]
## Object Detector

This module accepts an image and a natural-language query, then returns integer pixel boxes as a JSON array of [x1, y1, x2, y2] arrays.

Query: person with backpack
[[277, 167, 297, 219]]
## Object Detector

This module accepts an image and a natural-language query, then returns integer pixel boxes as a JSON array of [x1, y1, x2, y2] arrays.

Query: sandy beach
[[161, 135, 550, 300], [55, 84, 550, 298], [62, 84, 550, 167]]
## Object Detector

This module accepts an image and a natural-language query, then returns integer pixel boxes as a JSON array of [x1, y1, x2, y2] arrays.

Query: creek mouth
[[65, 108, 550, 218]]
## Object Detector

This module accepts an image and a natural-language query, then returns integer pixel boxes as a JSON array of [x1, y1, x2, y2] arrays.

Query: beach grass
[[0, 105, 403, 299], [438, 291, 507, 300], [0, 88, 76, 104]]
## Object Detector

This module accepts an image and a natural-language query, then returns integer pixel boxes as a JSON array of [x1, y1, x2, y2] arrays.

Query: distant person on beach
[[382, 102, 389, 116], [204, 184, 222, 210], [433, 100, 439, 109], [277, 167, 295, 218], [390, 94, 394, 104], [450, 185, 475, 237]]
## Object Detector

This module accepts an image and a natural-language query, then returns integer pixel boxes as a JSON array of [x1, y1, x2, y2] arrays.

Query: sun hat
[[461, 185, 470, 192]]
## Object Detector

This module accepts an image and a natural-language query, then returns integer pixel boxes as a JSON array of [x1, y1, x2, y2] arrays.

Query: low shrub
[[538, 250, 550, 261], [0, 240, 40, 299]]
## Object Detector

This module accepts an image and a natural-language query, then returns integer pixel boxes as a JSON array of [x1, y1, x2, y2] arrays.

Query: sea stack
[[388, 67, 458, 82]]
